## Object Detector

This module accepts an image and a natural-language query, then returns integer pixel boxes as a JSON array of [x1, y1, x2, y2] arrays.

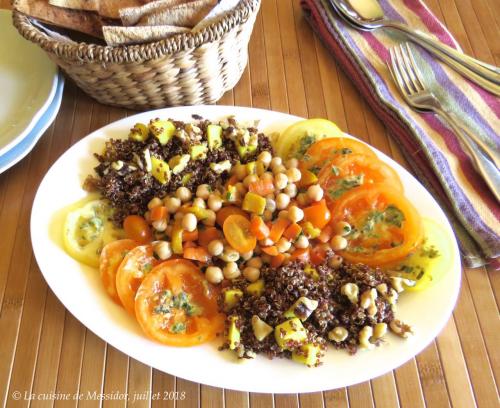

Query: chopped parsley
[[328, 174, 364, 199], [170, 322, 186, 333], [296, 134, 317, 158], [310, 165, 322, 175], [331, 166, 340, 176]]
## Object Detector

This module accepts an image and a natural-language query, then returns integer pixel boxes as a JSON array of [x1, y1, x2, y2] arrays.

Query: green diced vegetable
[[228, 316, 240, 350], [246, 279, 264, 296], [274, 318, 308, 350], [223, 289, 243, 311], [207, 124, 222, 150], [190, 143, 208, 160], [149, 119, 176, 145], [129, 123, 149, 142], [151, 157, 171, 184], [168, 154, 190, 175], [292, 343, 321, 366]]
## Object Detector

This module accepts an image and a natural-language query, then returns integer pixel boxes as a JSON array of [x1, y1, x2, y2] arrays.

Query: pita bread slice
[[14, 0, 104, 38], [137, 0, 217, 28], [103, 25, 189, 46], [48, 0, 155, 19], [119, 0, 193, 26]]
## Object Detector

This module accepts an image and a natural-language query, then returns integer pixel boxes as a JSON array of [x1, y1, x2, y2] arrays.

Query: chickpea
[[192, 197, 206, 209], [274, 173, 288, 190], [276, 193, 291, 210], [270, 156, 282, 170], [307, 184, 324, 202], [174, 211, 184, 221], [182, 213, 197, 232], [152, 218, 167, 232], [233, 163, 247, 180], [147, 197, 162, 210], [243, 174, 259, 188], [207, 194, 222, 212], [258, 151, 272, 167], [272, 164, 287, 175], [261, 171, 274, 182], [220, 247, 240, 262], [265, 197, 276, 212], [202, 209, 216, 226], [196, 184, 211, 200], [330, 235, 348, 251], [286, 158, 299, 168], [176, 186, 192, 202], [328, 254, 343, 268], [223, 262, 241, 279], [247, 257, 263, 268], [294, 235, 309, 249], [241, 250, 253, 261], [243, 266, 260, 282], [296, 193, 310, 207], [285, 167, 301, 183], [205, 266, 224, 284], [153, 241, 172, 260], [284, 183, 297, 198], [276, 237, 291, 253], [288, 205, 304, 223], [207, 239, 224, 256], [165, 196, 181, 213]]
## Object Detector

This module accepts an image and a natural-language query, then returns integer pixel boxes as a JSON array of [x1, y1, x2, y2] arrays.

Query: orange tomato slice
[[116, 245, 159, 315], [301, 137, 377, 173], [331, 185, 424, 267], [318, 154, 403, 202], [223, 214, 257, 253], [216, 206, 249, 227], [100, 239, 137, 305], [123, 215, 152, 244], [135, 259, 224, 346]]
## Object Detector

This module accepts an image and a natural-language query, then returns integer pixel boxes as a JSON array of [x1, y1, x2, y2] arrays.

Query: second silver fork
[[389, 43, 500, 202]]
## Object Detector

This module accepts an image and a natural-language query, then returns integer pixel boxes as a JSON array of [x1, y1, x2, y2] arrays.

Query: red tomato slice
[[116, 245, 159, 315], [331, 185, 424, 267], [223, 214, 257, 253], [318, 154, 403, 202], [301, 137, 377, 173], [100, 239, 137, 304], [135, 259, 224, 346]]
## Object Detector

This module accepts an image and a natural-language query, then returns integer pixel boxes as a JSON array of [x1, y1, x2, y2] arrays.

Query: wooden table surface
[[1, 0, 499, 407]]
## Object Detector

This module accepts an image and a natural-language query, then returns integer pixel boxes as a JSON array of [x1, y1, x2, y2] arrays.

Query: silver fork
[[389, 43, 500, 202]]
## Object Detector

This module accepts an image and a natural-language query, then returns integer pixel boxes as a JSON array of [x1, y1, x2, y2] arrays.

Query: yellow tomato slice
[[276, 118, 343, 159], [223, 214, 257, 253]]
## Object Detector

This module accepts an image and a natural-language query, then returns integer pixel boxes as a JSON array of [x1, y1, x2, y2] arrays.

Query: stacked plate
[[0, 9, 64, 174]]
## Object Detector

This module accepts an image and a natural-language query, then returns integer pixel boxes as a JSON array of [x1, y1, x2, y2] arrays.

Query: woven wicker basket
[[12, 0, 260, 110]]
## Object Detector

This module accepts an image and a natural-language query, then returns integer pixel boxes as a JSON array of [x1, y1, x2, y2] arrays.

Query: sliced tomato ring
[[100, 239, 137, 305], [301, 137, 377, 173], [331, 185, 423, 267], [318, 154, 403, 202], [135, 259, 224, 347], [216, 206, 249, 227], [116, 245, 159, 315], [223, 214, 257, 253]]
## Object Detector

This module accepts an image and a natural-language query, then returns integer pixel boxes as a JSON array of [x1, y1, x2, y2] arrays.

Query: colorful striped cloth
[[301, 0, 500, 268]]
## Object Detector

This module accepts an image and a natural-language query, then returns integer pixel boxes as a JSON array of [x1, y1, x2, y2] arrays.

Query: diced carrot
[[269, 218, 290, 243], [297, 166, 318, 188], [317, 225, 333, 243], [261, 246, 279, 256], [303, 199, 331, 229], [290, 248, 310, 262], [216, 206, 248, 227], [198, 227, 223, 247], [250, 215, 270, 240], [249, 179, 275, 196], [149, 206, 167, 222], [182, 229, 199, 242], [183, 246, 211, 263], [283, 223, 302, 241], [270, 253, 286, 268], [183, 241, 197, 248], [310, 246, 327, 265]]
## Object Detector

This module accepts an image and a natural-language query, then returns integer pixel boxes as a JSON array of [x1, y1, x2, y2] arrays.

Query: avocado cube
[[149, 119, 176, 145], [185, 206, 210, 220], [236, 141, 257, 159], [151, 157, 171, 185], [246, 279, 264, 296], [283, 297, 319, 321], [246, 161, 257, 175], [224, 289, 243, 311], [303, 264, 320, 281], [242, 192, 266, 215], [228, 316, 240, 350], [292, 343, 321, 366], [274, 318, 308, 350], [302, 222, 321, 239], [207, 124, 222, 150], [190, 143, 208, 160], [168, 154, 190, 175], [129, 123, 149, 142], [181, 173, 192, 185]]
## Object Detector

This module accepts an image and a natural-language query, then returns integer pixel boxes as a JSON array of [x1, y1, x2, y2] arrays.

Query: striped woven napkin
[[300, 0, 500, 268]]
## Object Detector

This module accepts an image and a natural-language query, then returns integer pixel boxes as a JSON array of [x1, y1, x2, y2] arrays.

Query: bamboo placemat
[[1, 0, 498, 407]]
